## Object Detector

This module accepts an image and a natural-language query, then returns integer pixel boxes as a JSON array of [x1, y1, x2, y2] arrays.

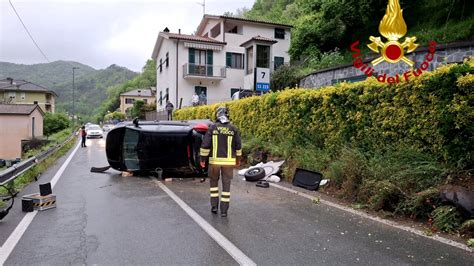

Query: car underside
[[105, 120, 211, 176]]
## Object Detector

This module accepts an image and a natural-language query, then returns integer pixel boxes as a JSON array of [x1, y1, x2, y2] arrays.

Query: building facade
[[119, 88, 156, 114], [0, 78, 57, 113], [151, 15, 292, 111], [0, 104, 44, 160]]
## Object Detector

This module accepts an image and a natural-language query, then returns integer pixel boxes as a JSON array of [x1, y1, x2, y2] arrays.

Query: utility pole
[[72, 67, 79, 129]]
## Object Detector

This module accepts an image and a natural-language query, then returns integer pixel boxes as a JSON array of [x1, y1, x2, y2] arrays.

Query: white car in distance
[[86, 125, 103, 138]]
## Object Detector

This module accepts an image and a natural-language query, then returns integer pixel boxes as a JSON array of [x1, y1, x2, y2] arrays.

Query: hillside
[[0, 61, 138, 120], [0, 61, 95, 88], [244, 0, 474, 69]]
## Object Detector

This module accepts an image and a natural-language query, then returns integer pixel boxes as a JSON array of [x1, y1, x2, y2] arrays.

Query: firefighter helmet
[[216, 106, 230, 124]]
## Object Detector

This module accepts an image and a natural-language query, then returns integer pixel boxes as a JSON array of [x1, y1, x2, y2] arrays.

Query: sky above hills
[[0, 0, 254, 72]]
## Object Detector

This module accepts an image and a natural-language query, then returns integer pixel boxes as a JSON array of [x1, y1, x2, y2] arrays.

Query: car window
[[89, 125, 101, 130]]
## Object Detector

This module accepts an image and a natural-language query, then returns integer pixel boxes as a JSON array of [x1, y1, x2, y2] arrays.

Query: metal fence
[[0, 134, 76, 186]]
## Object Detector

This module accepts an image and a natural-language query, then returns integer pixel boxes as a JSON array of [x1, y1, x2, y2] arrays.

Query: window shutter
[[226, 52, 232, 67], [207, 50, 213, 76], [188, 48, 195, 63]]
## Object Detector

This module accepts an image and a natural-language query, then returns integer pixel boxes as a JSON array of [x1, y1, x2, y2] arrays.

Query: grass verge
[[0, 135, 77, 195], [242, 135, 472, 239]]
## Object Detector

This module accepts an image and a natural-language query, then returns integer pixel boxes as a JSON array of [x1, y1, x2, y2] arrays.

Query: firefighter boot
[[210, 186, 219, 214]]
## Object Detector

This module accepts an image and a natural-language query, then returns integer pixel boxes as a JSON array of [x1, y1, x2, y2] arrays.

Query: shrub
[[468, 239, 474, 247], [336, 148, 370, 200], [431, 206, 463, 233], [396, 188, 440, 220], [270, 65, 301, 91], [459, 220, 474, 238], [358, 180, 404, 212], [175, 61, 473, 167], [44, 112, 70, 136]]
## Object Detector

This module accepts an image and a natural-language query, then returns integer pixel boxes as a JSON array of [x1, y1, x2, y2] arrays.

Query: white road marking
[[0, 141, 81, 265], [270, 183, 472, 253], [153, 179, 257, 266]]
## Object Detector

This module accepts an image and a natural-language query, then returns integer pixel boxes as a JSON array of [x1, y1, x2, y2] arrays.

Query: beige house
[[0, 78, 57, 113], [119, 88, 156, 114], [0, 104, 44, 160]]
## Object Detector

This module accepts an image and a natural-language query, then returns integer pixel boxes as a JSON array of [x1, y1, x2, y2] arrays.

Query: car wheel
[[244, 167, 265, 181]]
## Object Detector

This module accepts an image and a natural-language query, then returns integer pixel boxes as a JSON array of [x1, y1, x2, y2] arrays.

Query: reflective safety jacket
[[200, 122, 242, 166]]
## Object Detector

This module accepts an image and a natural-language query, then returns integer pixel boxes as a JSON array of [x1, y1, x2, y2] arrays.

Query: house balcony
[[183, 63, 226, 80]]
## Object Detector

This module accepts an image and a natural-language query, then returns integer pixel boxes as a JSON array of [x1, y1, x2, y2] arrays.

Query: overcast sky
[[0, 0, 255, 72]]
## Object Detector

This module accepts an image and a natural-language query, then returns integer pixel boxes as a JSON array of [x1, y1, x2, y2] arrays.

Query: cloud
[[1, 0, 255, 72]]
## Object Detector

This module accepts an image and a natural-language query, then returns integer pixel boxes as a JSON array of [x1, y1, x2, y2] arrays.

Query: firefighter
[[200, 107, 242, 217]]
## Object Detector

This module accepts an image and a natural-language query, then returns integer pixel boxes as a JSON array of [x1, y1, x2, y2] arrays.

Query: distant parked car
[[102, 124, 114, 132], [86, 125, 103, 138]]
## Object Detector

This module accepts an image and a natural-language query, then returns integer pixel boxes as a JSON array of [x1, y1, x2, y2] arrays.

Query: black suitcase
[[292, 168, 323, 191]]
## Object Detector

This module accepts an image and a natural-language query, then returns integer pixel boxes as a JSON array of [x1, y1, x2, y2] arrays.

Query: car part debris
[[440, 185, 474, 219], [292, 168, 323, 191], [90, 166, 111, 173], [244, 167, 265, 181], [256, 180, 269, 188]]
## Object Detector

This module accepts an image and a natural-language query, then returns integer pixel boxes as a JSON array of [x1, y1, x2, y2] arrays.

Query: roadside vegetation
[[0, 135, 76, 196], [232, 0, 474, 90], [175, 59, 473, 240]]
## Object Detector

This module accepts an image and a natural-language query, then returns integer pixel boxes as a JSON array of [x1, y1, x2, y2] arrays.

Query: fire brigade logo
[[367, 0, 418, 66]]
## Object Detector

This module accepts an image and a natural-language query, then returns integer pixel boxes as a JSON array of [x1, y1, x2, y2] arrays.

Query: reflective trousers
[[208, 165, 233, 213]]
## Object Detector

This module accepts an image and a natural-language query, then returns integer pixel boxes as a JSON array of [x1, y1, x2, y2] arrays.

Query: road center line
[[152, 179, 256, 266], [0, 140, 81, 265], [270, 183, 472, 253]]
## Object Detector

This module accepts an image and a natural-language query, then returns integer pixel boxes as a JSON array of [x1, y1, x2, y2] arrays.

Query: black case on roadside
[[292, 168, 323, 191]]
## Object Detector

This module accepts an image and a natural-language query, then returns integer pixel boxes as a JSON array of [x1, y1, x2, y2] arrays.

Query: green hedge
[[175, 60, 473, 167]]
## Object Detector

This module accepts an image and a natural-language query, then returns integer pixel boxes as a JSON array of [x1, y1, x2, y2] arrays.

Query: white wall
[[155, 38, 177, 111], [154, 19, 292, 111]]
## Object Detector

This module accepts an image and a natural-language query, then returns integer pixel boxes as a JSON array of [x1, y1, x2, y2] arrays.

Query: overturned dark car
[[105, 120, 211, 176]]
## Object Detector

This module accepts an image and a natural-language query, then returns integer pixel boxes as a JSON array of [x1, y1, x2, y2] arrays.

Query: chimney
[[164, 27, 170, 33]]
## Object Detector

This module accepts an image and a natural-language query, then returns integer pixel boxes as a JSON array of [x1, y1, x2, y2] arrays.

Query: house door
[[195, 86, 207, 105]]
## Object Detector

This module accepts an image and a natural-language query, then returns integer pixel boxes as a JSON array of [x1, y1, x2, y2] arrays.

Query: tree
[[43, 112, 70, 136], [131, 100, 145, 119], [270, 65, 301, 91]]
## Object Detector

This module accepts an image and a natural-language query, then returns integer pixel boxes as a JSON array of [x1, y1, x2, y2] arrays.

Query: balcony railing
[[183, 63, 226, 79]]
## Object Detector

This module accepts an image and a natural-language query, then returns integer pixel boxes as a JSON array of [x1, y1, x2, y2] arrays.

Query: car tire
[[244, 167, 265, 182]]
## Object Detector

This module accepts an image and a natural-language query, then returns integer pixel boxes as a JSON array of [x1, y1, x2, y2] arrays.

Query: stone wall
[[300, 41, 474, 89]]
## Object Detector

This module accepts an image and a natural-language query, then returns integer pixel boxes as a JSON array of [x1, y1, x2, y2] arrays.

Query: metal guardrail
[[0, 134, 77, 186]]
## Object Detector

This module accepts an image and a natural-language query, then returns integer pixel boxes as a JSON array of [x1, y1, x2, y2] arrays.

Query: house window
[[189, 48, 213, 75], [159, 59, 163, 72], [166, 52, 169, 67], [275, 28, 285, 39], [33, 101, 38, 104], [125, 98, 134, 104], [274, 56, 284, 70], [159, 91, 163, 106], [226, 53, 243, 69], [165, 88, 169, 102], [21, 92, 26, 100], [228, 26, 238, 33], [256, 45, 270, 68]]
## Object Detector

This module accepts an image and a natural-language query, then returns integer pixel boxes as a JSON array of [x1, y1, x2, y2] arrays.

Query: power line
[[8, 0, 50, 62]]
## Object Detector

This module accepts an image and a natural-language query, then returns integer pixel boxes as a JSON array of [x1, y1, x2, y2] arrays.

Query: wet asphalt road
[[0, 137, 473, 265]]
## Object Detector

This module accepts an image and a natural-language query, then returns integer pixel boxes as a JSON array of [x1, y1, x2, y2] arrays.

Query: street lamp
[[72, 67, 79, 128]]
